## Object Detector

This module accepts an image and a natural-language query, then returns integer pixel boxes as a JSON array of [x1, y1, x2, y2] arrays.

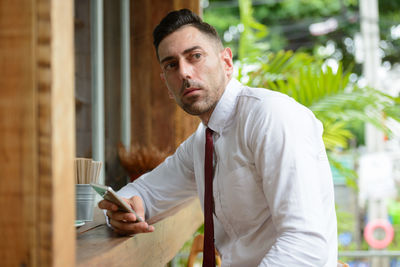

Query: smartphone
[[91, 183, 144, 222]]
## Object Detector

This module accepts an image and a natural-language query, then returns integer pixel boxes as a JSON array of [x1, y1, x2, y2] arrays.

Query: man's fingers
[[112, 225, 155, 236], [100, 195, 153, 236], [126, 196, 146, 219], [109, 218, 155, 234], [106, 210, 138, 222], [98, 199, 118, 211]]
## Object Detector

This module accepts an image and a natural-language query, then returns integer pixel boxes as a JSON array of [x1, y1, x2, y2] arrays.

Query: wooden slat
[[76, 198, 203, 267], [0, 1, 37, 265], [37, 1, 54, 264], [50, 0, 75, 265]]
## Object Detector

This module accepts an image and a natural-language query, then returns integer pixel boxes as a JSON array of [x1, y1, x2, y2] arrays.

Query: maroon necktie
[[203, 127, 215, 267]]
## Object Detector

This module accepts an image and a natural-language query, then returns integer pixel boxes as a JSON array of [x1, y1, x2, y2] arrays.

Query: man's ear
[[221, 47, 234, 78]]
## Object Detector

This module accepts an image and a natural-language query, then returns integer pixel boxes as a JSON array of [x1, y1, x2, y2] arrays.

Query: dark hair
[[153, 9, 222, 58]]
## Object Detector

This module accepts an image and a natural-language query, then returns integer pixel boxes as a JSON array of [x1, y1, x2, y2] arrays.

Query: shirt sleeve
[[250, 98, 333, 266], [117, 134, 198, 220]]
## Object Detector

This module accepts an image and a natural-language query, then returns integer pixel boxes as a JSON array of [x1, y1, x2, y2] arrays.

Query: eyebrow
[[160, 45, 203, 64]]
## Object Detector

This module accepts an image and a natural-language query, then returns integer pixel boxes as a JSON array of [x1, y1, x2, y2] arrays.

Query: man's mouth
[[183, 88, 201, 97]]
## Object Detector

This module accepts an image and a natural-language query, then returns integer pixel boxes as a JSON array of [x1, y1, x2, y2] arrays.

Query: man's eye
[[192, 53, 202, 60], [165, 62, 177, 70]]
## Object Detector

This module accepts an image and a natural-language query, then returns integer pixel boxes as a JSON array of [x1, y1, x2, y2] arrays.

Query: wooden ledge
[[76, 198, 203, 267]]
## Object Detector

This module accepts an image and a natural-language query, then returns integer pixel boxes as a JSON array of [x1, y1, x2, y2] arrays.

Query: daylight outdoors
[[2, 0, 400, 265], [171, 0, 400, 266]]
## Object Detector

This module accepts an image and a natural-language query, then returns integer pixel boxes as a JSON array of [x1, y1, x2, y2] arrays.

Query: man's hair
[[153, 9, 222, 58]]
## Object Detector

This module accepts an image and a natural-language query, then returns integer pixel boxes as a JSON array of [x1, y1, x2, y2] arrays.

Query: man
[[99, 9, 338, 266]]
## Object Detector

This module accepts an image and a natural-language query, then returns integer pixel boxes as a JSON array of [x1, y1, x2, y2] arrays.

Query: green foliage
[[312, 87, 400, 136], [329, 154, 357, 190], [279, 0, 342, 18], [203, 9, 240, 37], [265, 63, 350, 107], [336, 208, 356, 235], [378, 0, 400, 13], [247, 50, 316, 79], [238, 0, 269, 61], [205, 0, 400, 72]]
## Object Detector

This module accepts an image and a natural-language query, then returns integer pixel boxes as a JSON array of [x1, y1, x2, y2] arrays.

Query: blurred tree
[[237, 0, 268, 60], [203, 0, 400, 74]]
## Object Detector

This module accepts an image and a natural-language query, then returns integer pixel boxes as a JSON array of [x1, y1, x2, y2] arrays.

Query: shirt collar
[[205, 78, 242, 135]]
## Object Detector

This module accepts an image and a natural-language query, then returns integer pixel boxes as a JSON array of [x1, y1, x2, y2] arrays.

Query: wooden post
[[131, 0, 201, 153], [0, 0, 75, 266]]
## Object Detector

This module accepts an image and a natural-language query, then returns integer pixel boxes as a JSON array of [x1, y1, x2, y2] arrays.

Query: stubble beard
[[181, 94, 217, 116], [179, 79, 220, 116]]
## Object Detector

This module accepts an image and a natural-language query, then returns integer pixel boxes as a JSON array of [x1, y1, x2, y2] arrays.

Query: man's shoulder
[[237, 85, 296, 112], [235, 84, 316, 128]]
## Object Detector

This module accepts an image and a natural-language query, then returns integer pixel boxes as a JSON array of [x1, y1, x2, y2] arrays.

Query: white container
[[76, 184, 95, 221]]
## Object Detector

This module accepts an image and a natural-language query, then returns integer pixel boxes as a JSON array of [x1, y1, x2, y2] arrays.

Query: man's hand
[[98, 195, 155, 236]]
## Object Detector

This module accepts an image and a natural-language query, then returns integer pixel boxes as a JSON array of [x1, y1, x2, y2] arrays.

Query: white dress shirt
[[118, 78, 338, 266]]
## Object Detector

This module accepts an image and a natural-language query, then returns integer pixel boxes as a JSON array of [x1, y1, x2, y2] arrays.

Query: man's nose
[[178, 59, 193, 79]]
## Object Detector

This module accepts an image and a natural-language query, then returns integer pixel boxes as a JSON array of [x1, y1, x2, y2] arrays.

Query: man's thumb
[[129, 195, 145, 220]]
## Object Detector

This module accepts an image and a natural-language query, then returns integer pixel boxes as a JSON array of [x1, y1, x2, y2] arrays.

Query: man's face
[[158, 26, 233, 123]]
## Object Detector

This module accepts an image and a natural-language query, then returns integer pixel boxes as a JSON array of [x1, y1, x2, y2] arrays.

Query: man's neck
[[199, 77, 232, 125]]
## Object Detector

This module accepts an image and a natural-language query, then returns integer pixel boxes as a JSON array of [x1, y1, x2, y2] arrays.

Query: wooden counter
[[76, 198, 203, 267]]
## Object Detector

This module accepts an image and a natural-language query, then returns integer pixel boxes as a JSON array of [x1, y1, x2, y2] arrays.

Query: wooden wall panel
[[0, 0, 75, 266], [0, 1, 37, 265], [131, 0, 200, 153]]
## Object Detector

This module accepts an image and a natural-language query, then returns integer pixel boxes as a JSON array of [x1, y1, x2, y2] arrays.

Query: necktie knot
[[206, 127, 214, 136]]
